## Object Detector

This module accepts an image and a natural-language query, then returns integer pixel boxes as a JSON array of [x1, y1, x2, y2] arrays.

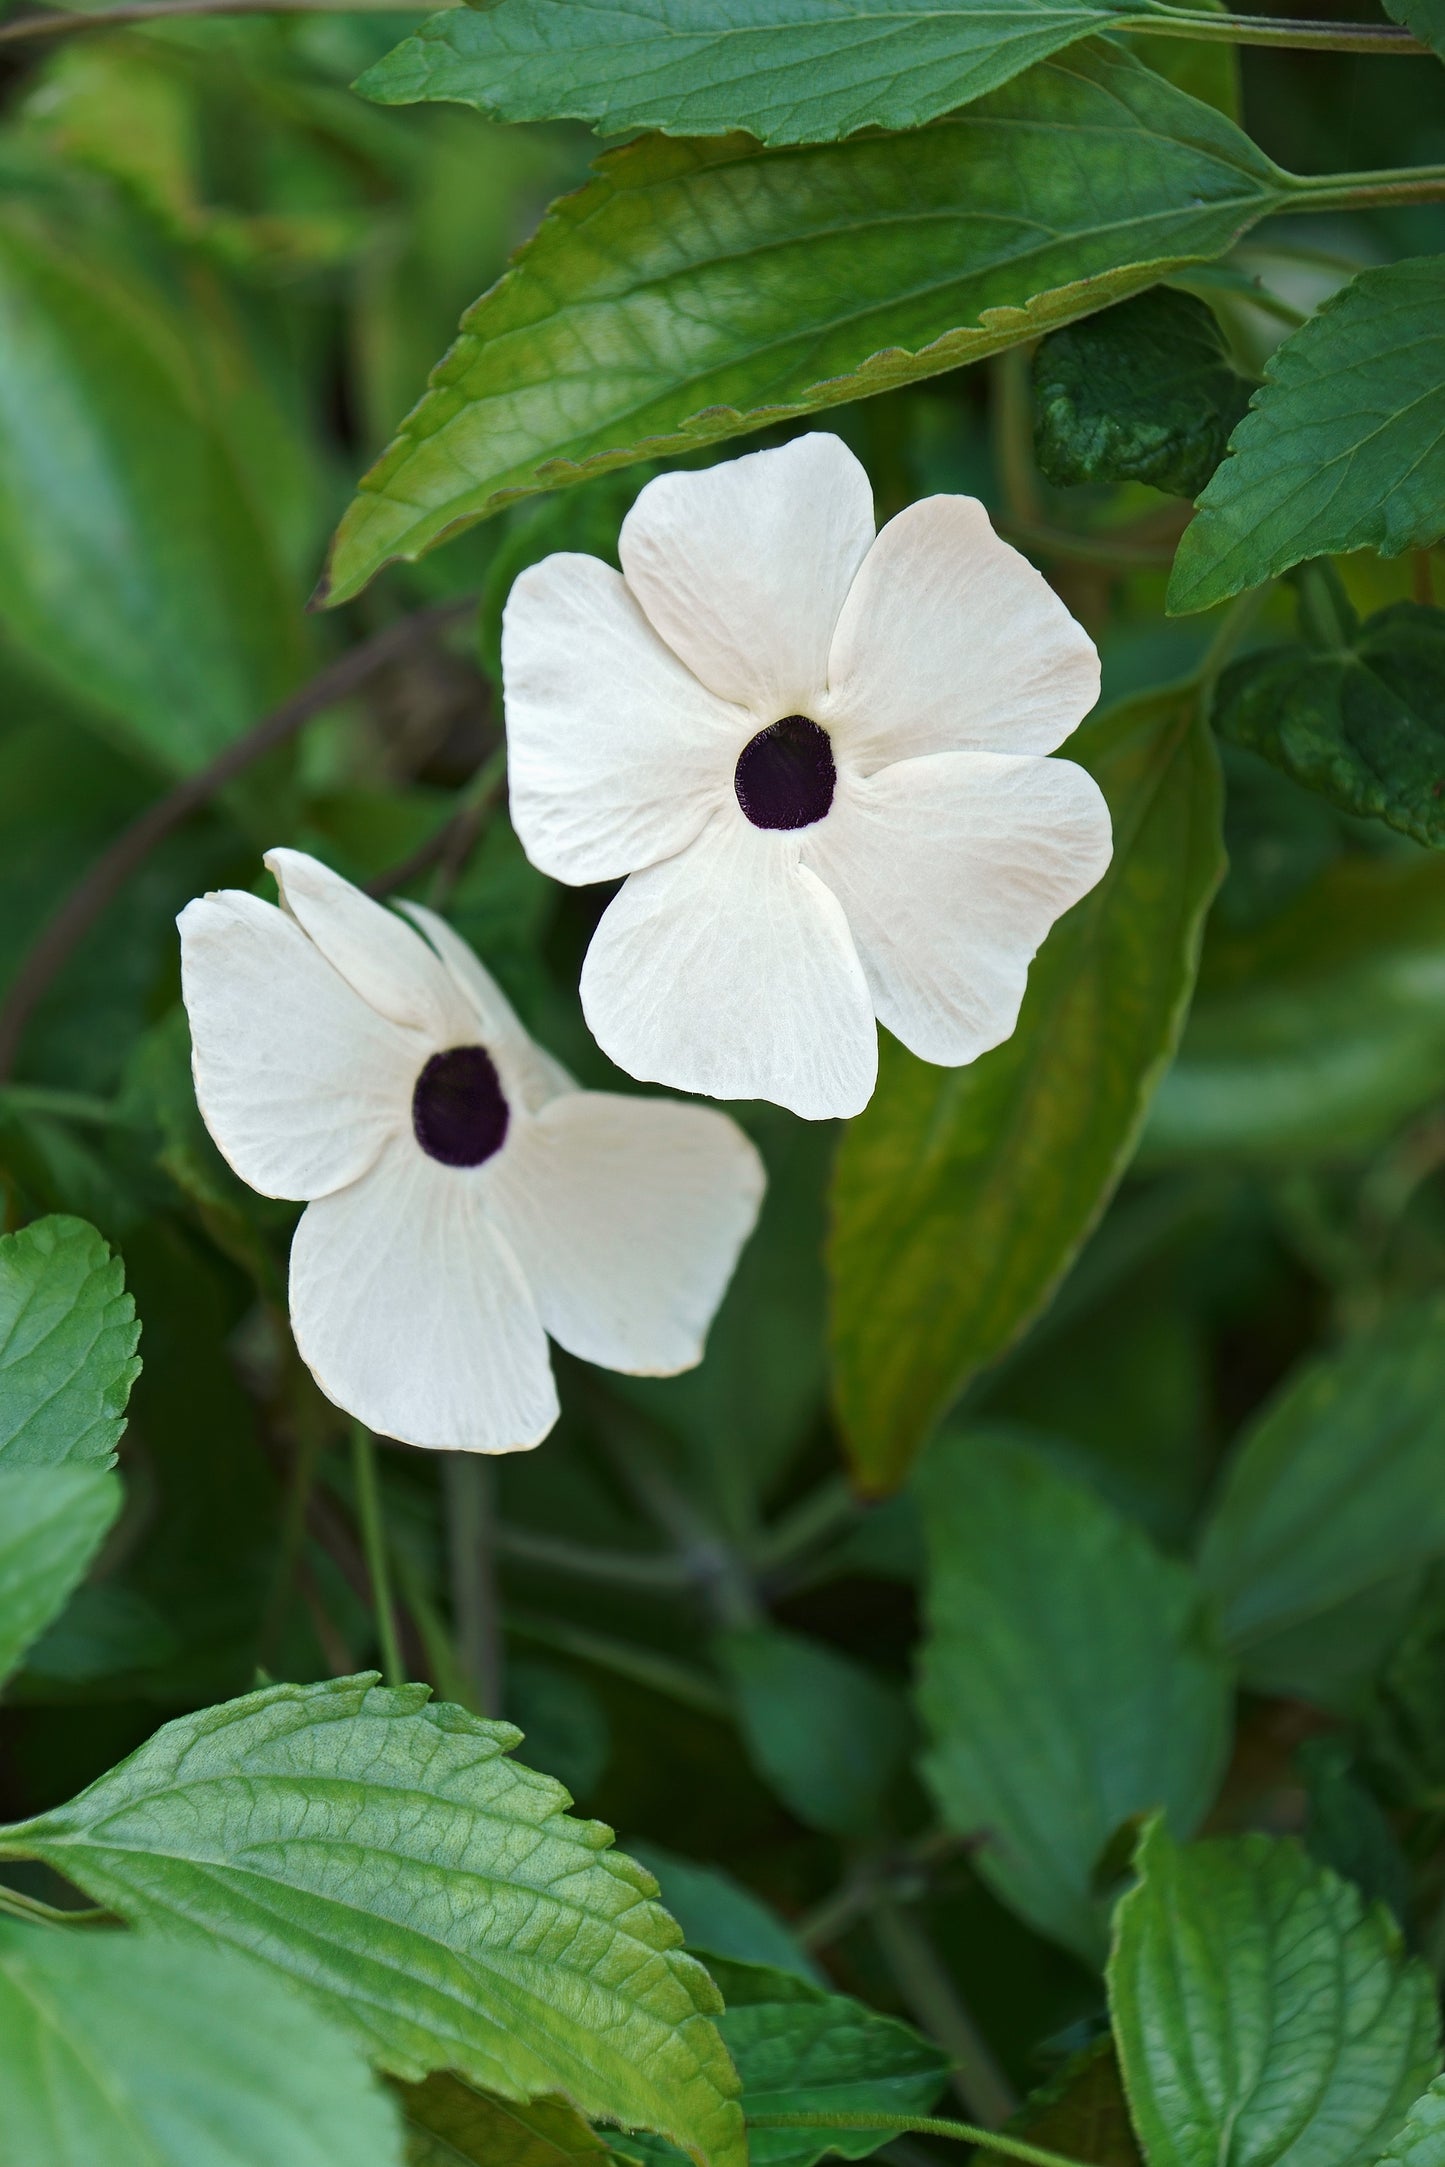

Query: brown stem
[[0, 597, 475, 1083]]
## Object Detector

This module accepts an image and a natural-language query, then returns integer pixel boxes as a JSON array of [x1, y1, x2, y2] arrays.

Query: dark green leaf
[[356, 0, 1147, 146], [1380, 2078, 1445, 2167], [917, 1433, 1233, 1963], [1196, 1298, 1445, 1700], [1170, 256, 1445, 614], [983, 2043, 1140, 2167], [1213, 602, 1445, 849], [16, 1582, 178, 1690], [714, 1628, 911, 1837], [399, 2079, 610, 2167], [1032, 286, 1252, 497], [1108, 1819, 1438, 2167], [0, 1921, 403, 2167], [1299, 1736, 1412, 1927], [0, 1465, 120, 1689], [626, 1844, 824, 1985], [322, 46, 1287, 604], [830, 681, 1224, 1491], [1, 1674, 745, 2167], [0, 1216, 141, 1468], [1381, 0, 1445, 55]]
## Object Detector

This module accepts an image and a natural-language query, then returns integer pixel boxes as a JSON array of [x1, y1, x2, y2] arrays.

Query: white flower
[[502, 433, 1112, 1120], [177, 850, 764, 1454]]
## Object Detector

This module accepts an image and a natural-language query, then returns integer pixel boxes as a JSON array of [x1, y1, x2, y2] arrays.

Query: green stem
[[747, 2116, 1085, 2167], [1288, 163, 1445, 211], [444, 1455, 503, 1718], [0, 0, 446, 40], [1128, 6, 1424, 48], [351, 1424, 404, 1690], [495, 1523, 690, 1591], [872, 1897, 1018, 2128], [508, 1608, 731, 1719], [0, 1085, 133, 1128], [0, 1884, 112, 1928]]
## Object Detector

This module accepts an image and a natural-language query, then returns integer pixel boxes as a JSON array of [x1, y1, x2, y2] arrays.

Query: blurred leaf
[[4, 1674, 746, 2167], [0, 1465, 120, 1689], [1108, 1819, 1438, 2167], [0, 1216, 141, 1468], [1170, 257, 1445, 614], [1145, 853, 1445, 1162], [700, 1957, 947, 2167], [1381, 0, 1445, 53], [507, 1657, 611, 1800], [1362, 1566, 1445, 1808], [1213, 602, 1445, 849], [322, 46, 1286, 603], [357, 0, 1146, 144], [1196, 1299, 1445, 1700], [0, 1921, 403, 2167], [1299, 1736, 1412, 1927], [626, 1843, 825, 1985], [981, 2042, 1140, 2167], [1032, 287, 1252, 497], [399, 2079, 609, 2167], [918, 1432, 1233, 1963], [1125, 0, 1240, 120], [715, 1627, 911, 1838], [831, 680, 1224, 1492], [17, 1581, 179, 1691]]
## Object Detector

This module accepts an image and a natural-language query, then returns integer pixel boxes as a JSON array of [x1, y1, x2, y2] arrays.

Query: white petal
[[502, 553, 743, 885], [289, 1137, 557, 1454], [265, 847, 472, 1041], [804, 751, 1113, 1067], [619, 433, 875, 718], [486, 1093, 765, 1374], [823, 496, 1100, 766], [398, 900, 575, 1115], [579, 810, 877, 1121], [179, 891, 419, 1202]]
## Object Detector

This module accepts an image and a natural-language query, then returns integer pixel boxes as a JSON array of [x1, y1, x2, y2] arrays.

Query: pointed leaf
[[1108, 1820, 1438, 2167], [1170, 256, 1445, 613], [0, 1216, 141, 1468], [714, 1629, 911, 1837], [830, 681, 1224, 1492], [322, 46, 1286, 604], [1, 1674, 744, 2167], [0, 1464, 120, 1689]]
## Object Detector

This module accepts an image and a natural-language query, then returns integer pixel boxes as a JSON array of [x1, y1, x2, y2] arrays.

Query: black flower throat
[[734, 714, 836, 831], [412, 1045, 509, 1167]]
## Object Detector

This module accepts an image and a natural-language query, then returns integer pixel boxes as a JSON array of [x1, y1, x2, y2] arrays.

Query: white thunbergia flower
[[503, 433, 1112, 1120], [178, 850, 764, 1453]]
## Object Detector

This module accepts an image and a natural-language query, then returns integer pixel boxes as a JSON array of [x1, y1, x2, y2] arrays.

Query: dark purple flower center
[[734, 714, 836, 831], [412, 1045, 509, 1168]]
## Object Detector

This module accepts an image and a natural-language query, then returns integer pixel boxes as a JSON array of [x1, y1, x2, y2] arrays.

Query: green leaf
[[1196, 1298, 1445, 1701], [321, 45, 1286, 605], [356, 0, 1147, 145], [0, 1464, 120, 1689], [830, 680, 1224, 1492], [1169, 256, 1445, 614], [0, 203, 306, 773], [1381, 0, 1445, 56], [981, 2043, 1141, 2167], [625, 1843, 825, 1985], [1032, 287, 1252, 497], [1299, 1736, 1412, 1927], [704, 1958, 948, 2167], [917, 1433, 1233, 1963], [0, 1921, 403, 2167], [1, 1673, 745, 2167], [1379, 2078, 1445, 2167], [399, 2080, 610, 2167], [714, 1628, 911, 1837], [1108, 1819, 1438, 2167], [0, 1216, 141, 1468], [1213, 602, 1445, 850]]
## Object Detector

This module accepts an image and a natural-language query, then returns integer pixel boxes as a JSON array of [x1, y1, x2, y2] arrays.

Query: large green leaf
[[1108, 1820, 1438, 2167], [0, 203, 305, 772], [399, 2081, 610, 2167], [917, 1433, 1233, 1964], [0, 1674, 745, 2167], [1213, 602, 1445, 850], [356, 0, 1150, 144], [0, 1464, 120, 1688], [714, 1628, 911, 1838], [0, 1921, 402, 2167], [1170, 256, 1445, 614], [830, 681, 1224, 1491], [321, 45, 1287, 604], [1196, 1298, 1445, 1701], [0, 1216, 141, 1468]]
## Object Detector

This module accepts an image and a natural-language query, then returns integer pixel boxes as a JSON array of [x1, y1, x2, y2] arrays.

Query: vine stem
[[351, 1424, 405, 1690], [748, 2115, 1087, 2167], [1288, 163, 1445, 210], [1126, 5, 1425, 48], [871, 1896, 1018, 2128], [444, 1455, 504, 1719]]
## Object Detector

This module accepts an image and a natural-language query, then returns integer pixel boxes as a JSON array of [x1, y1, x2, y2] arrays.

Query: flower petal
[[503, 553, 743, 884], [265, 847, 471, 1041], [619, 433, 875, 718], [804, 750, 1113, 1067], [289, 1137, 557, 1453], [398, 900, 574, 1115], [179, 891, 419, 1202], [580, 810, 877, 1120], [823, 496, 1100, 766], [485, 1093, 764, 1375]]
